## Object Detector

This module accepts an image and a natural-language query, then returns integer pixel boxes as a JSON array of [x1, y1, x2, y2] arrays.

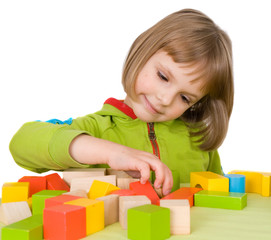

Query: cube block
[[225, 174, 246, 193], [45, 195, 82, 208], [88, 180, 120, 199], [18, 176, 47, 197], [2, 182, 29, 203], [45, 173, 70, 191]]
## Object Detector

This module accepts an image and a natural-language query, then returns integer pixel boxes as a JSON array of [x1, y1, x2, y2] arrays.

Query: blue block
[[225, 174, 245, 193]]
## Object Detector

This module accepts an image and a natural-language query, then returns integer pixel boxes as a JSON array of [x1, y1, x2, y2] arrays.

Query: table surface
[[1, 193, 271, 240]]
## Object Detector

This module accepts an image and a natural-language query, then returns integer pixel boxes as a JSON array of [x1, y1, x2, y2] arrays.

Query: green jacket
[[9, 98, 223, 183]]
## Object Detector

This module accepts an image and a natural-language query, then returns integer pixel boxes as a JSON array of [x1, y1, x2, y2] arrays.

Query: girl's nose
[[157, 91, 175, 106]]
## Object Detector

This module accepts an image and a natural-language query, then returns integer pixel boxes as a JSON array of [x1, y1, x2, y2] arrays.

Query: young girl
[[9, 9, 233, 196]]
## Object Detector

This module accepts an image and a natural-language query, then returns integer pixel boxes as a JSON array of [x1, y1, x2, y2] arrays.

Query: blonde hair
[[122, 9, 234, 151]]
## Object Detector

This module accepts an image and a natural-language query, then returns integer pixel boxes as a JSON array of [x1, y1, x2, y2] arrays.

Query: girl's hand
[[106, 144, 173, 196]]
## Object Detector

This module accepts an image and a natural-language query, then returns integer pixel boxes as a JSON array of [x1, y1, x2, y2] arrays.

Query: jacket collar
[[104, 98, 137, 120]]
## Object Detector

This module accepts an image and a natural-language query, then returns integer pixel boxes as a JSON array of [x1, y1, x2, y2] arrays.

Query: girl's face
[[124, 51, 206, 122]]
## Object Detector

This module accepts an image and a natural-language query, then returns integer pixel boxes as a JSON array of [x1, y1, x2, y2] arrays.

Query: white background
[[1, 0, 271, 194]]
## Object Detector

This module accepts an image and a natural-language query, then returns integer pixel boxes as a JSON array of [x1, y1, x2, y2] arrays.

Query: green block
[[127, 204, 170, 240], [32, 190, 66, 215], [194, 190, 247, 210], [1, 215, 43, 240]]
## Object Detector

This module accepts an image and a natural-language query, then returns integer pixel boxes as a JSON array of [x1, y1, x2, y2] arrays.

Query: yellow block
[[190, 171, 229, 192], [88, 180, 120, 199], [65, 198, 104, 235], [2, 182, 29, 203], [229, 170, 271, 197]]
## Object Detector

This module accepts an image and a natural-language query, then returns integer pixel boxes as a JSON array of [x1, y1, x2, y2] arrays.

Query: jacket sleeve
[[207, 150, 224, 175], [9, 115, 108, 173]]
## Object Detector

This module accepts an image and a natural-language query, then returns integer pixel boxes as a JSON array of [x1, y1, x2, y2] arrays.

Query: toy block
[[18, 176, 47, 197], [194, 190, 247, 210], [88, 180, 120, 199], [110, 189, 136, 196], [0, 201, 32, 225], [63, 168, 106, 186], [190, 171, 229, 192], [97, 194, 119, 226], [45, 173, 70, 191], [117, 177, 139, 189], [45, 195, 82, 208], [160, 199, 190, 235], [1, 215, 43, 240], [161, 187, 202, 207], [225, 174, 246, 193], [229, 170, 271, 197], [106, 168, 133, 178], [63, 189, 88, 198], [127, 204, 170, 240], [130, 181, 160, 205], [2, 182, 29, 203], [65, 198, 104, 235], [119, 195, 151, 229], [43, 204, 86, 240], [70, 175, 116, 192], [32, 190, 67, 215], [27, 198, 32, 210]]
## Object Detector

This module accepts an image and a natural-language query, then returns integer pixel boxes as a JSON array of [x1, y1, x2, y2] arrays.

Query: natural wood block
[[88, 180, 120, 199], [190, 171, 229, 192], [18, 176, 47, 197], [63, 190, 88, 198], [97, 194, 119, 226], [106, 168, 132, 178], [45, 173, 70, 191], [65, 198, 104, 235], [160, 199, 190, 235], [117, 178, 139, 189], [70, 175, 116, 192], [119, 195, 151, 229], [63, 168, 106, 186], [194, 190, 247, 210], [127, 204, 170, 240], [0, 201, 32, 225], [2, 182, 29, 203]]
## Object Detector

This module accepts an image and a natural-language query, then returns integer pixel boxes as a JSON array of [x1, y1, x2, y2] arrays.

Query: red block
[[110, 189, 136, 196], [129, 181, 160, 205], [45, 195, 82, 208], [18, 176, 47, 197], [43, 204, 86, 240], [161, 187, 203, 207], [45, 173, 70, 191]]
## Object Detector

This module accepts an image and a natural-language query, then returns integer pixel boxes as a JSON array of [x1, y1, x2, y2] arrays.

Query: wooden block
[[127, 204, 170, 240], [129, 181, 160, 205], [161, 187, 202, 207], [63, 168, 106, 186], [106, 168, 132, 178], [18, 176, 47, 197], [70, 175, 116, 192], [63, 190, 88, 198], [1, 215, 43, 240], [97, 194, 119, 226], [88, 180, 120, 199], [224, 174, 246, 193], [194, 190, 247, 210], [65, 198, 104, 235], [110, 189, 136, 196], [32, 190, 67, 215], [43, 204, 86, 240], [119, 195, 151, 229], [117, 178, 139, 189], [0, 201, 32, 225], [160, 199, 190, 235], [229, 170, 271, 197], [45, 195, 82, 208], [45, 173, 70, 191], [2, 182, 29, 203], [190, 171, 229, 192]]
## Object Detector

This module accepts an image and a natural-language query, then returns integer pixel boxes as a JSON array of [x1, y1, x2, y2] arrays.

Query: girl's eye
[[181, 95, 190, 104], [157, 71, 168, 81]]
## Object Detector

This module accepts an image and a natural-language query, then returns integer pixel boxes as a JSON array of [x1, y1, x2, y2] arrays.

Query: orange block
[[110, 189, 136, 196], [18, 176, 47, 197], [43, 204, 86, 240], [161, 187, 203, 207], [129, 181, 160, 205], [45, 173, 70, 191], [45, 195, 82, 208]]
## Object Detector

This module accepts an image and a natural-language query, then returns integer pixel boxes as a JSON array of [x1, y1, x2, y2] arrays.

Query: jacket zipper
[[147, 122, 160, 159]]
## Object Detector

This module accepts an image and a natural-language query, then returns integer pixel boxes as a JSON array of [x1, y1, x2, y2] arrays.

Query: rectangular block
[[18, 176, 47, 197], [2, 182, 29, 203], [194, 190, 247, 210], [88, 180, 119, 199], [45, 173, 70, 191]]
